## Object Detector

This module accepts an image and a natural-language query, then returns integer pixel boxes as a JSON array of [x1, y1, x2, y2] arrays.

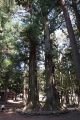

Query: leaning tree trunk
[[43, 15, 59, 111], [72, 0, 80, 33], [60, 0, 80, 87], [28, 41, 39, 110]]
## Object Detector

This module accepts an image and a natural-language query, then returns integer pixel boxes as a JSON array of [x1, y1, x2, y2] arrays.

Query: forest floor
[[0, 100, 80, 120]]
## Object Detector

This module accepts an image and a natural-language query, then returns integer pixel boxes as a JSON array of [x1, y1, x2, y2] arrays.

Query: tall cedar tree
[[60, 0, 80, 86]]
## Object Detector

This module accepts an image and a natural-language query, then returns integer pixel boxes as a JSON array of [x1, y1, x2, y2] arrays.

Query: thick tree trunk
[[4, 80, 8, 104], [4, 73, 9, 104], [60, 0, 80, 86], [43, 16, 59, 111], [28, 41, 39, 110]]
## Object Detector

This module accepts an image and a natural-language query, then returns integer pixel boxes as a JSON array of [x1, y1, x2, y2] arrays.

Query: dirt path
[[0, 110, 80, 120], [0, 101, 80, 120]]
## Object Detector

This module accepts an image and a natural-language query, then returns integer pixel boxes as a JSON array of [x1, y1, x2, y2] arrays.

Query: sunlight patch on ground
[[5, 111, 14, 114], [7, 100, 22, 104]]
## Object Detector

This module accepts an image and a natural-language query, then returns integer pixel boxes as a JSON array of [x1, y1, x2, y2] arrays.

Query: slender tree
[[60, 0, 80, 87]]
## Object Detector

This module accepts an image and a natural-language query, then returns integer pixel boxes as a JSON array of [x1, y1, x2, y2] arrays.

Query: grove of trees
[[0, 0, 80, 111]]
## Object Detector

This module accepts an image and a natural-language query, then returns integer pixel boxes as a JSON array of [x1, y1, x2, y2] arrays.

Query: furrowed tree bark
[[43, 15, 58, 111], [28, 40, 39, 110], [60, 0, 80, 86]]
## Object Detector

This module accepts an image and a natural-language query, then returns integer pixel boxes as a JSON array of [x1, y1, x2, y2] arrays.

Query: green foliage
[[3, 58, 13, 67], [8, 70, 23, 93]]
